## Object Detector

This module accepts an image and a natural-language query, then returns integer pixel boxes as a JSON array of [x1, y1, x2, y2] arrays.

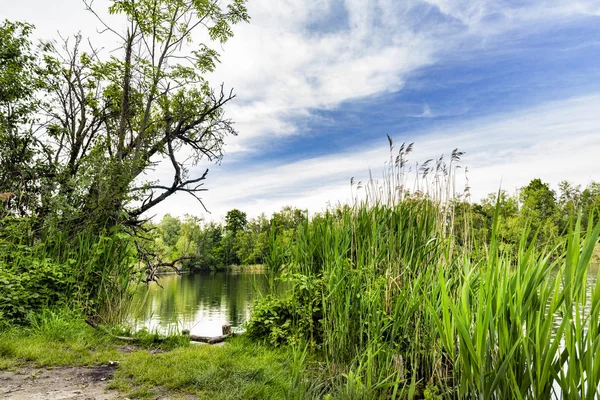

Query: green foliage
[[225, 208, 248, 235], [0, 218, 138, 323], [246, 295, 296, 346], [0, 20, 56, 214], [246, 274, 322, 347], [519, 178, 559, 244], [0, 256, 70, 321], [144, 207, 306, 271], [0, 0, 250, 230], [157, 214, 182, 248]]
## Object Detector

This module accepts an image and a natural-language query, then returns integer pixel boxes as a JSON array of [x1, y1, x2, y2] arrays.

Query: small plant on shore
[[246, 273, 322, 347]]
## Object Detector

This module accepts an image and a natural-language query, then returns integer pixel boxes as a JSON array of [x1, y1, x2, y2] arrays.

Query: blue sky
[[3, 0, 600, 221]]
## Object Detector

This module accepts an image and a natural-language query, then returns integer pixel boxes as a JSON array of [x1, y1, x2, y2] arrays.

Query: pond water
[[128, 269, 275, 337], [128, 264, 599, 340]]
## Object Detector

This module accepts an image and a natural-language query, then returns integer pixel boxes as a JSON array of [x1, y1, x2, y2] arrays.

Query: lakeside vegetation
[[4, 139, 600, 398], [2, 0, 600, 399], [241, 144, 600, 398], [148, 176, 600, 273], [148, 206, 306, 271]]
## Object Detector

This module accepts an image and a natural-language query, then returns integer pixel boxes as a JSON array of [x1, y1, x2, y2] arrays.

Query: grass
[[111, 337, 291, 399], [0, 309, 120, 369], [0, 308, 293, 399]]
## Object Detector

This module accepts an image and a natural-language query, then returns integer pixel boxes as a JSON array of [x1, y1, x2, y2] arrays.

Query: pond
[[128, 269, 276, 337], [128, 264, 599, 340]]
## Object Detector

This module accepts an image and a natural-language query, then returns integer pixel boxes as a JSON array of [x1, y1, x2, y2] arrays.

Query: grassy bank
[[0, 309, 293, 399]]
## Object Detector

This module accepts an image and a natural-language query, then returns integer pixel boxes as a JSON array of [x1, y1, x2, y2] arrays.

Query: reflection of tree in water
[[129, 270, 276, 334]]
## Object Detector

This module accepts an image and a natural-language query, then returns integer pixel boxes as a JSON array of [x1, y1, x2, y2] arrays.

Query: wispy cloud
[[207, 0, 600, 154], [151, 95, 600, 221]]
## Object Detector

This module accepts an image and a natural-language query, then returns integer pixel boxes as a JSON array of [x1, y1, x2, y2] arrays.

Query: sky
[[2, 0, 600, 222]]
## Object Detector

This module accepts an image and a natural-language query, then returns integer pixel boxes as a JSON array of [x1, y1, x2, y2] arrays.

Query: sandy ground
[[0, 364, 120, 400]]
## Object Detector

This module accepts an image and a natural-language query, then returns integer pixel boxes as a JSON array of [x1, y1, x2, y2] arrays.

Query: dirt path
[[0, 364, 121, 400]]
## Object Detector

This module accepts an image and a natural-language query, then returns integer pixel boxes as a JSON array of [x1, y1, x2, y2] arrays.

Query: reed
[[0, 220, 140, 324], [274, 141, 600, 398], [40, 226, 140, 324]]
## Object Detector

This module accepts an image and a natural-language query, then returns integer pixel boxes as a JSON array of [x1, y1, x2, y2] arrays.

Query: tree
[[271, 206, 306, 233], [520, 179, 556, 220], [225, 209, 247, 235], [581, 182, 600, 227], [1, 0, 249, 229], [556, 180, 582, 232], [194, 221, 224, 269], [223, 208, 247, 265], [519, 179, 558, 244], [558, 181, 581, 207], [158, 214, 182, 247]]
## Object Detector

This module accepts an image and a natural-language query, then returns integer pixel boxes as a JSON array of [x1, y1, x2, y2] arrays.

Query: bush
[[0, 252, 72, 321], [0, 218, 138, 324], [246, 273, 322, 346]]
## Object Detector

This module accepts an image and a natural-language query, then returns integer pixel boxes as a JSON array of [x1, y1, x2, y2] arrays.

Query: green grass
[[0, 309, 293, 399], [0, 309, 121, 369], [111, 337, 291, 399]]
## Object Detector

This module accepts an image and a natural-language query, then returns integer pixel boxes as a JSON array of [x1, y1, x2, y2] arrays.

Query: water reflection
[[128, 270, 273, 336], [551, 263, 599, 332]]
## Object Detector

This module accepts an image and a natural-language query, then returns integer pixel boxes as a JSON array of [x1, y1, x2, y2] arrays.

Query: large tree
[[519, 178, 558, 244], [0, 0, 249, 229]]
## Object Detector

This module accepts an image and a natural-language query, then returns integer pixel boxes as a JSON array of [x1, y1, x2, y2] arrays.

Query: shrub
[[246, 273, 322, 346], [0, 252, 72, 321]]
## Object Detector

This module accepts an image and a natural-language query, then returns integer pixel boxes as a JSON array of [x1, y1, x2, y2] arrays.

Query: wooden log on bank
[[86, 319, 234, 345], [182, 324, 234, 344]]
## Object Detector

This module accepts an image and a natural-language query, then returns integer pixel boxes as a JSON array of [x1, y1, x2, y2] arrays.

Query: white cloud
[[206, 0, 600, 154], [209, 0, 438, 148], [151, 95, 600, 222]]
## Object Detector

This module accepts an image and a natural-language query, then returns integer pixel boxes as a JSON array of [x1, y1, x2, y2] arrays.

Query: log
[[86, 318, 233, 345], [188, 333, 233, 344], [181, 324, 234, 344]]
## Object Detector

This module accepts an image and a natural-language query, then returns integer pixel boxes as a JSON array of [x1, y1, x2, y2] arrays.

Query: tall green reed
[[40, 225, 140, 323], [285, 141, 466, 397], [276, 139, 600, 398]]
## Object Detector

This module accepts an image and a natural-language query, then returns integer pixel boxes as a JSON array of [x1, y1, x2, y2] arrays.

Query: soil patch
[[0, 364, 120, 400]]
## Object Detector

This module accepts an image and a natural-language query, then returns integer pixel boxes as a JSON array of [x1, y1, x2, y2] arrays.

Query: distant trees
[[150, 206, 307, 270], [450, 178, 600, 256], [149, 178, 600, 272]]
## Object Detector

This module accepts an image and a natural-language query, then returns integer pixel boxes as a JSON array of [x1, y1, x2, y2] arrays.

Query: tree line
[[456, 179, 600, 255], [148, 178, 600, 272], [148, 206, 306, 270]]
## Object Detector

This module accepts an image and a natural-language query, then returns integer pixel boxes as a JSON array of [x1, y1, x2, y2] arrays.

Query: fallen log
[[85, 319, 235, 345], [183, 324, 235, 344], [187, 333, 234, 344]]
